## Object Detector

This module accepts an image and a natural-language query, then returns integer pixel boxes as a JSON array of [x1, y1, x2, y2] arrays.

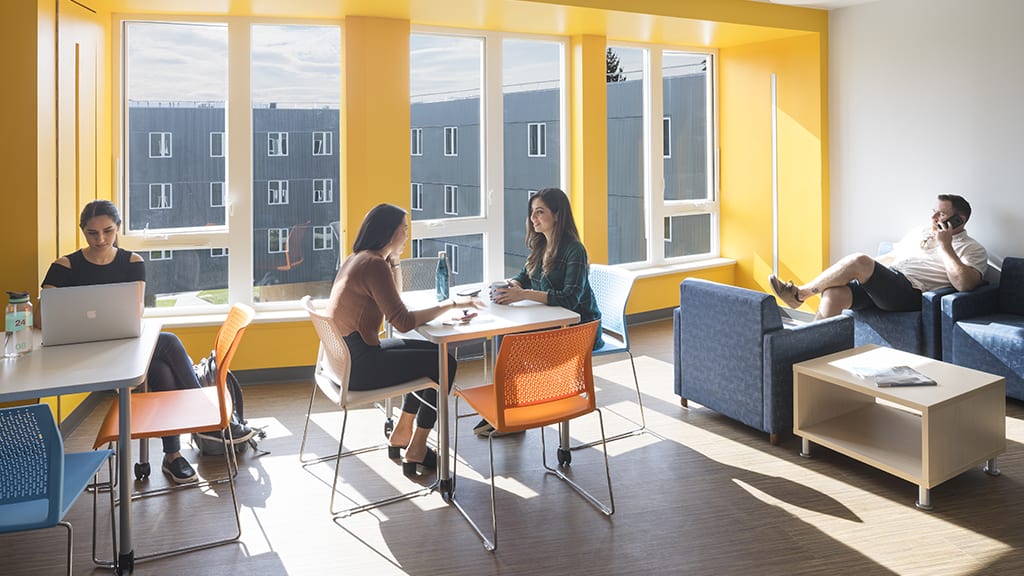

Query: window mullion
[[483, 31, 504, 282], [645, 49, 665, 265]]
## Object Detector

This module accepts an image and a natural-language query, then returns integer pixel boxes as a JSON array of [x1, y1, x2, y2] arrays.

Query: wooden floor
[[7, 318, 1024, 575]]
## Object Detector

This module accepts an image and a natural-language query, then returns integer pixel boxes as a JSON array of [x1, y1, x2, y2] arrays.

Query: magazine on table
[[847, 364, 937, 387]]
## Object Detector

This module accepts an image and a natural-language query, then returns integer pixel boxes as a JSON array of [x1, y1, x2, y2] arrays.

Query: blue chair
[[843, 242, 966, 359], [674, 279, 853, 444], [0, 404, 114, 576], [942, 257, 1024, 400], [571, 264, 651, 450]]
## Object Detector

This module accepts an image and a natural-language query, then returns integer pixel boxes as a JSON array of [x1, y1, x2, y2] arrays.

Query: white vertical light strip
[[227, 21, 253, 307], [771, 72, 779, 276], [643, 48, 661, 265], [483, 33, 504, 282]]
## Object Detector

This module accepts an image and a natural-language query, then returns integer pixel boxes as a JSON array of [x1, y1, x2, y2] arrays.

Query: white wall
[[829, 0, 1023, 269]]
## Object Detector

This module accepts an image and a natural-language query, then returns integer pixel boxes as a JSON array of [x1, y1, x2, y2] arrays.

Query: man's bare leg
[[796, 253, 876, 300], [816, 286, 854, 319]]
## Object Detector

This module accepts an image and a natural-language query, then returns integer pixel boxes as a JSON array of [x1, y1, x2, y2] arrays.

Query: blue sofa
[[844, 287, 956, 359], [942, 257, 1024, 400], [673, 279, 854, 444]]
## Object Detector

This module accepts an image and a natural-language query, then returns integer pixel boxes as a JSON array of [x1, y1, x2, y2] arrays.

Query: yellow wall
[[719, 31, 827, 310], [9, 0, 829, 419]]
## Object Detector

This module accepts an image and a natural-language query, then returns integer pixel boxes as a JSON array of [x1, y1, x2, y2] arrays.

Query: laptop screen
[[40, 282, 144, 346]]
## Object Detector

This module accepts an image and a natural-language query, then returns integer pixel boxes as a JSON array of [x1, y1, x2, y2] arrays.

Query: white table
[[793, 345, 1005, 510], [0, 319, 162, 574], [402, 289, 580, 498]]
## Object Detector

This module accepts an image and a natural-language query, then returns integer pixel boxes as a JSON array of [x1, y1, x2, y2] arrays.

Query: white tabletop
[[402, 288, 581, 344], [0, 318, 162, 403]]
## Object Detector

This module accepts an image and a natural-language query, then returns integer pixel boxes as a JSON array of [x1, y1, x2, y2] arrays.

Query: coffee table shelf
[[794, 345, 1005, 510]]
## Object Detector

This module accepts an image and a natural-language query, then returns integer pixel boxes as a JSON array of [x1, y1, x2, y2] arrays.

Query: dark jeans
[[343, 333, 457, 429], [849, 261, 923, 312], [146, 332, 201, 454]]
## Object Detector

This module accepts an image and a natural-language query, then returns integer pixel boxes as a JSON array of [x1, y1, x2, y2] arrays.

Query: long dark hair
[[80, 200, 123, 247], [352, 203, 407, 253], [525, 188, 581, 277]]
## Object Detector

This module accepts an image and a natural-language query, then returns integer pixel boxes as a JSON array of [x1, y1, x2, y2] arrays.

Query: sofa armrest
[[920, 286, 955, 359], [761, 314, 854, 434], [940, 284, 1000, 359]]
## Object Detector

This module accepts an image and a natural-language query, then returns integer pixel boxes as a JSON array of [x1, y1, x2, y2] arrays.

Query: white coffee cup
[[489, 281, 509, 302]]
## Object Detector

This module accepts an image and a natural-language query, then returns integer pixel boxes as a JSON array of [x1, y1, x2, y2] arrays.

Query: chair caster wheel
[[557, 448, 572, 466], [384, 418, 395, 438], [134, 462, 150, 480]]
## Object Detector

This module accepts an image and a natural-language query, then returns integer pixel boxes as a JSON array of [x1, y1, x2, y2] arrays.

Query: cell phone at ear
[[944, 214, 965, 229]]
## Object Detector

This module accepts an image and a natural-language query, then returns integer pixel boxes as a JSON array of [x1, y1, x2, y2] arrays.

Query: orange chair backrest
[[213, 303, 255, 426], [493, 320, 600, 411]]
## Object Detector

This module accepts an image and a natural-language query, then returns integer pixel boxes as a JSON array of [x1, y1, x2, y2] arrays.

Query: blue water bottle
[[435, 251, 450, 301]]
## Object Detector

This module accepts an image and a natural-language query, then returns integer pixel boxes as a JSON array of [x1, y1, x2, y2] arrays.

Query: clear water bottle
[[4, 291, 34, 358], [435, 251, 450, 301]]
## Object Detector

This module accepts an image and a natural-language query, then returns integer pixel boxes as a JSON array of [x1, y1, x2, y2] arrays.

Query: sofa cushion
[[952, 313, 1024, 400]]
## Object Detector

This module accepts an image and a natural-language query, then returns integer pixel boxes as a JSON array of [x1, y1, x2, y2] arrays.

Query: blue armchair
[[844, 287, 955, 359], [673, 279, 853, 444], [942, 257, 1024, 400]]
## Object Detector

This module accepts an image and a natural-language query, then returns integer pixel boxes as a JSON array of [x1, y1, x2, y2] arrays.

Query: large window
[[121, 20, 340, 311], [606, 45, 716, 266]]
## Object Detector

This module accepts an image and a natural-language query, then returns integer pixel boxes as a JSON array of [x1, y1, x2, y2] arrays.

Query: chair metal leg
[[91, 455, 117, 568], [543, 411, 615, 516], [59, 520, 73, 576], [328, 407, 433, 518], [449, 396, 496, 551], [571, 352, 663, 450], [298, 380, 326, 464]]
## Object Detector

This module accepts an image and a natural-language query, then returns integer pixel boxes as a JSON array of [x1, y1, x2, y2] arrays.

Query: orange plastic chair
[[453, 320, 614, 551], [299, 296, 438, 517], [92, 303, 255, 563]]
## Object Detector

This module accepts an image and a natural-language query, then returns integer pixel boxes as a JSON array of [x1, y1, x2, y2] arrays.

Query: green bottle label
[[5, 311, 32, 332]]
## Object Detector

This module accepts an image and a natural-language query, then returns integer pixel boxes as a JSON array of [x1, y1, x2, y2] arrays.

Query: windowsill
[[153, 258, 737, 329], [627, 257, 735, 279]]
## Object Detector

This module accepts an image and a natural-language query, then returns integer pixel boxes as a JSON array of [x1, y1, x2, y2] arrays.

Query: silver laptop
[[40, 282, 144, 346]]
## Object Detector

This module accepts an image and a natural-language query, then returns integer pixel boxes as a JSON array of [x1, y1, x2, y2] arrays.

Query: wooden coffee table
[[793, 345, 1005, 510]]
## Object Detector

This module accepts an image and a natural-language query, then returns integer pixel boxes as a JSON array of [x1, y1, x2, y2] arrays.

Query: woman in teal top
[[492, 187, 603, 349]]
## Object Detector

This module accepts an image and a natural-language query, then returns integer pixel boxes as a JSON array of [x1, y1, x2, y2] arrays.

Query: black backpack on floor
[[190, 351, 264, 456]]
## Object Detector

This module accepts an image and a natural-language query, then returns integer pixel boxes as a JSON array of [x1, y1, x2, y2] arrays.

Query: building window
[[268, 228, 289, 254], [148, 132, 172, 158], [444, 126, 458, 156], [445, 243, 459, 275], [150, 250, 173, 261], [210, 248, 228, 258], [412, 238, 423, 258], [313, 131, 332, 156], [411, 128, 422, 156], [664, 217, 673, 242], [527, 122, 546, 157], [210, 131, 224, 157], [411, 183, 423, 211], [313, 226, 333, 251], [528, 189, 538, 199], [444, 185, 458, 215], [149, 183, 172, 209], [268, 180, 289, 205], [313, 178, 333, 203], [663, 116, 671, 158], [210, 181, 225, 207], [268, 132, 289, 156]]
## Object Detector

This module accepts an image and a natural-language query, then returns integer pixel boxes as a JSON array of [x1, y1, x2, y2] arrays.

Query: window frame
[[312, 131, 332, 156], [268, 180, 289, 205], [149, 183, 173, 209], [312, 225, 333, 250], [313, 178, 333, 203], [149, 131, 172, 158], [411, 182, 423, 211], [150, 249, 173, 261], [606, 43, 719, 269], [268, 131, 289, 157], [527, 122, 547, 157], [445, 242, 459, 275], [210, 247, 228, 258], [210, 131, 224, 157], [210, 181, 225, 207], [443, 126, 458, 156], [410, 128, 422, 156], [443, 184, 458, 215], [268, 227, 289, 254]]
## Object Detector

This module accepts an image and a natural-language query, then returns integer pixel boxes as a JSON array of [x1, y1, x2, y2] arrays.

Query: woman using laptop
[[41, 200, 254, 484]]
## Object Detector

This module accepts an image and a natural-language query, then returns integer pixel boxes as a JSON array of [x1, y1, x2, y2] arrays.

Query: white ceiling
[[748, 0, 878, 10]]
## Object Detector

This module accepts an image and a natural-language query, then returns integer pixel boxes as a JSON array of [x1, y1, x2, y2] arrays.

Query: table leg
[[916, 486, 933, 511], [800, 437, 812, 458], [984, 457, 1001, 476], [117, 388, 134, 574], [437, 342, 453, 500]]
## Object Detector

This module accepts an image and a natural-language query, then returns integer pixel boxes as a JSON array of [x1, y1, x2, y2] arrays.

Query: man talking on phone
[[769, 194, 987, 320]]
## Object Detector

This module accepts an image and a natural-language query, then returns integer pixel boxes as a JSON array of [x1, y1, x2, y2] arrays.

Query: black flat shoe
[[402, 448, 437, 477], [387, 445, 403, 460]]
